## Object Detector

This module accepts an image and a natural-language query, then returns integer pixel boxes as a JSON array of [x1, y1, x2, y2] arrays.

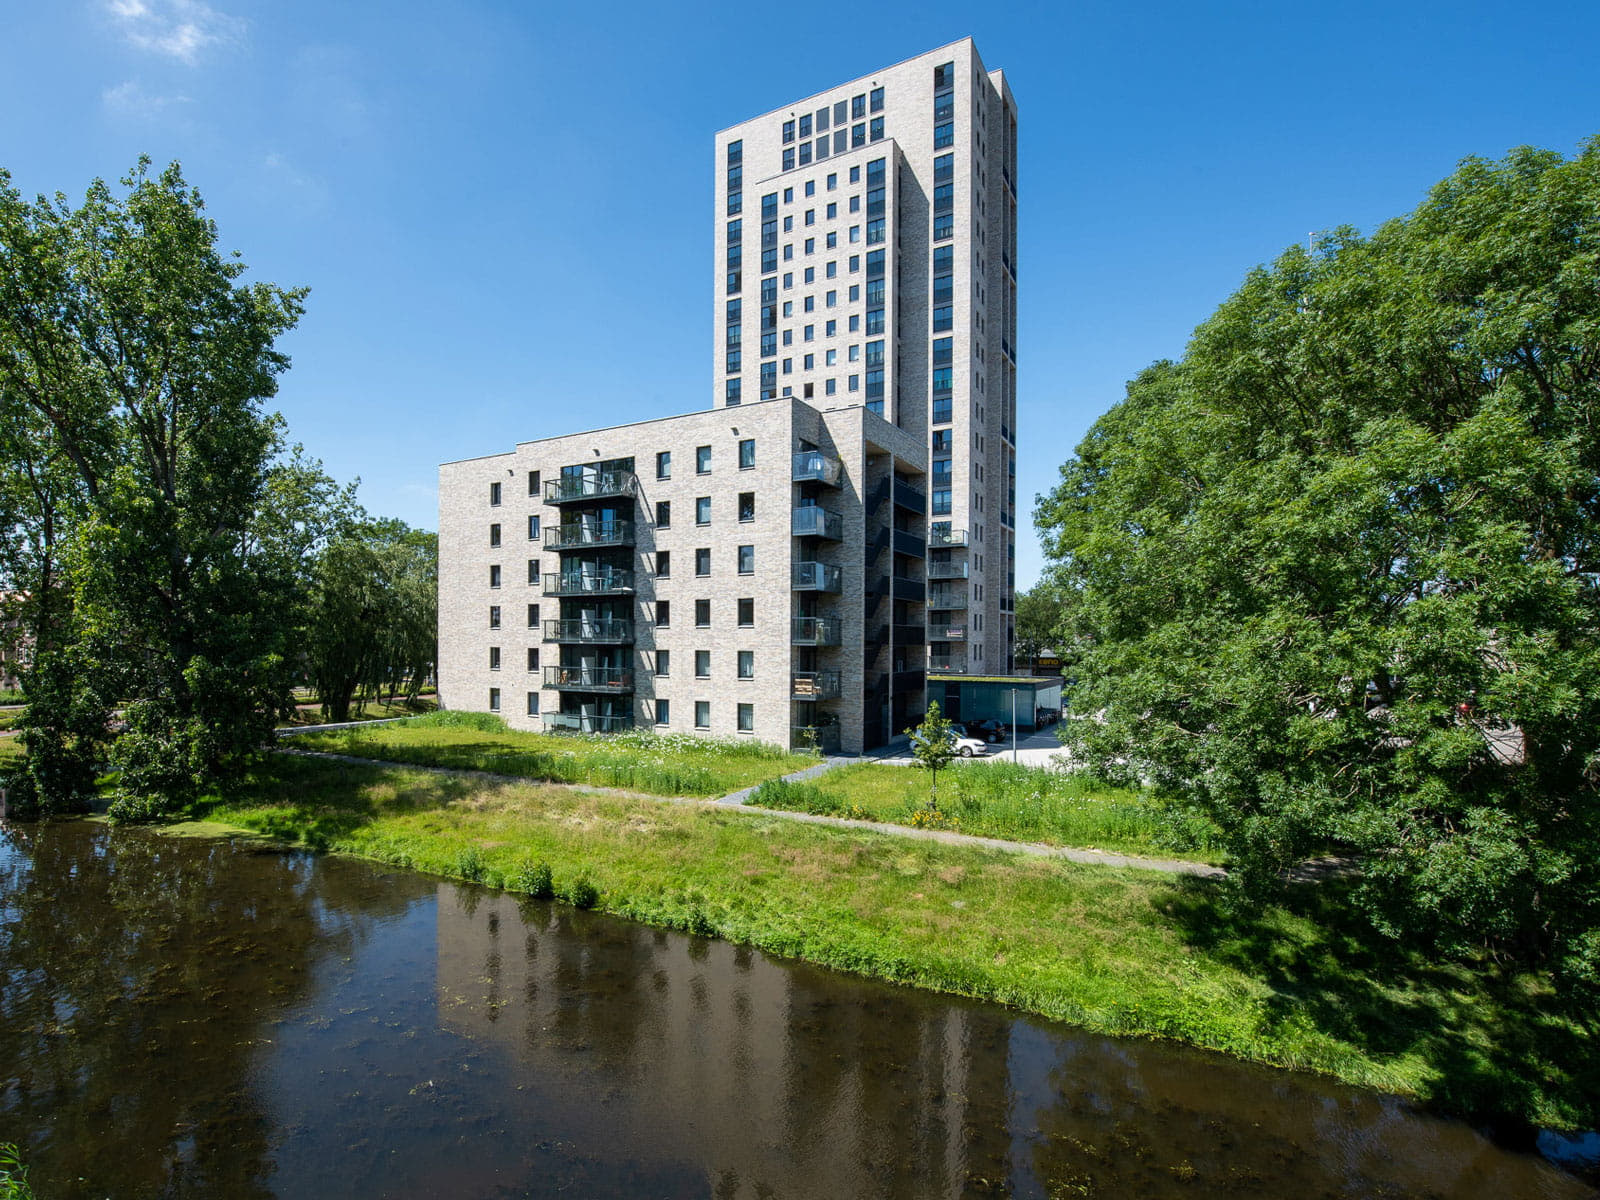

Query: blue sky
[[3, 1, 1596, 588]]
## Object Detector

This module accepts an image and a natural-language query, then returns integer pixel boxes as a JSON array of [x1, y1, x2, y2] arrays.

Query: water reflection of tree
[[0, 821, 423, 1199]]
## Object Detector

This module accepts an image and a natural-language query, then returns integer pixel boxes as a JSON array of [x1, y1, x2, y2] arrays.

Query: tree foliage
[[1036, 140, 1600, 982], [0, 159, 326, 819], [906, 701, 959, 811]]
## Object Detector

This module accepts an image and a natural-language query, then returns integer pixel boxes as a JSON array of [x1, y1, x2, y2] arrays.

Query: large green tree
[[1036, 140, 1600, 983], [0, 159, 323, 818]]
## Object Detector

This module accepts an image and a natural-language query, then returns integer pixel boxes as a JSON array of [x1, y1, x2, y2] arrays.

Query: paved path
[[270, 746, 1223, 878]]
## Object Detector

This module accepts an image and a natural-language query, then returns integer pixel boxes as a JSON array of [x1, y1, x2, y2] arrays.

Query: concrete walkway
[[270, 745, 1224, 879]]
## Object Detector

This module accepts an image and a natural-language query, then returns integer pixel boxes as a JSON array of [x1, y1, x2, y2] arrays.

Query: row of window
[[652, 439, 755, 479], [482, 646, 759, 681], [781, 119, 884, 170], [932, 65, 958, 430], [781, 88, 882, 146], [485, 515, 542, 546], [485, 597, 759, 630], [482, 691, 755, 732]]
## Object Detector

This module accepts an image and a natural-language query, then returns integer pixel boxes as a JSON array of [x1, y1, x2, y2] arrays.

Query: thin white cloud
[[261, 152, 330, 215], [101, 79, 191, 117], [103, 0, 244, 64]]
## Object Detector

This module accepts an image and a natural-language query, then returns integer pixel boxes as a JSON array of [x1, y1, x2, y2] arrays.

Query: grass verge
[[749, 761, 1227, 863], [285, 711, 815, 796], [192, 751, 1597, 1131], [277, 698, 438, 728]]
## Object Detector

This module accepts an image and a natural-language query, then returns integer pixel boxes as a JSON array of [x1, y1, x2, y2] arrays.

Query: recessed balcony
[[791, 506, 844, 539], [791, 670, 842, 701], [544, 470, 636, 505], [543, 618, 634, 644], [544, 665, 635, 692], [543, 570, 638, 597], [544, 521, 636, 550], [791, 616, 842, 646]]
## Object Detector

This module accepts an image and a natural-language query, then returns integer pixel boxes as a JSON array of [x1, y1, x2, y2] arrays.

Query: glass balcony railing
[[791, 506, 844, 539], [792, 561, 842, 592], [791, 616, 842, 646], [928, 589, 968, 610], [544, 521, 635, 550], [791, 724, 842, 754], [928, 526, 969, 548], [543, 712, 634, 734], [929, 621, 968, 641], [791, 670, 842, 701], [928, 652, 967, 672], [792, 451, 843, 487], [927, 560, 969, 580], [543, 570, 637, 596], [543, 618, 634, 643], [543, 665, 634, 691], [544, 471, 636, 505]]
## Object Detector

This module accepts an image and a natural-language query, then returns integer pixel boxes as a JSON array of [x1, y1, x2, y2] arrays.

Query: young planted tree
[[1037, 139, 1600, 985], [0, 160, 321, 818], [906, 701, 959, 812]]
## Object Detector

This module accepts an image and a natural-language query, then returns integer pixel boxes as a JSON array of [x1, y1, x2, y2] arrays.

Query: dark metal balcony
[[792, 451, 843, 487], [544, 520, 635, 550], [892, 669, 926, 693], [792, 561, 842, 592], [544, 665, 635, 692], [892, 575, 925, 604], [928, 526, 969, 549], [927, 560, 969, 580], [543, 712, 634, 734], [791, 670, 842, 701], [893, 479, 926, 514], [544, 470, 636, 505], [892, 528, 925, 558], [893, 623, 926, 646], [791, 616, 842, 646], [543, 569, 638, 596], [543, 618, 634, 644], [791, 506, 844, 539]]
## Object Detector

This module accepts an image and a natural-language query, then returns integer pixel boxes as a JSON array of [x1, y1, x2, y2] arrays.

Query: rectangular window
[[798, 143, 811, 167], [848, 374, 859, 391], [489, 523, 501, 547], [870, 86, 884, 112], [933, 488, 952, 515], [738, 544, 754, 574], [656, 450, 671, 479], [696, 496, 711, 525], [527, 515, 540, 540], [737, 650, 754, 679], [489, 646, 501, 670], [696, 547, 711, 575], [656, 649, 670, 677], [695, 599, 711, 627], [657, 599, 671, 627], [696, 649, 711, 678], [782, 120, 795, 144], [825, 378, 836, 395], [869, 116, 884, 141], [799, 113, 811, 138], [851, 122, 866, 148], [934, 213, 953, 241], [526, 691, 539, 716], [934, 121, 954, 149], [803, 353, 815, 369], [804, 237, 814, 255], [489, 481, 501, 506], [527, 602, 539, 627], [737, 703, 754, 732], [488, 687, 500, 712], [488, 605, 500, 629], [527, 646, 540, 670], [527, 470, 540, 496], [656, 549, 670, 578], [865, 339, 884, 366], [866, 218, 885, 245], [933, 305, 953, 331], [695, 701, 710, 729], [738, 598, 754, 626], [783, 147, 794, 171], [738, 492, 755, 522], [804, 324, 815, 341], [852, 93, 866, 119], [655, 698, 670, 725], [489, 564, 502, 588], [933, 336, 953, 365], [696, 445, 712, 473], [738, 438, 755, 469], [816, 106, 829, 132], [933, 366, 953, 393], [657, 500, 671, 528], [725, 378, 742, 405], [934, 153, 955, 183]]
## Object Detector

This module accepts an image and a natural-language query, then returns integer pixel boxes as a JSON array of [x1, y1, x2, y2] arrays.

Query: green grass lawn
[[0, 736, 21, 769], [285, 711, 815, 797], [277, 697, 438, 728], [747, 761, 1227, 863], [188, 750, 1597, 1130]]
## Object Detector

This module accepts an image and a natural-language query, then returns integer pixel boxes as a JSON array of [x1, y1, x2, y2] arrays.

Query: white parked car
[[912, 729, 989, 758]]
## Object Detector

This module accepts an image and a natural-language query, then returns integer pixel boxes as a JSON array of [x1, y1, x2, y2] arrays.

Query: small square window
[[657, 500, 671, 528], [696, 445, 712, 474], [739, 492, 755, 522], [489, 481, 502, 506], [737, 650, 754, 679], [805, 180, 815, 197], [738, 438, 755, 469], [738, 544, 754, 574], [488, 687, 501, 712], [695, 599, 711, 627], [737, 598, 754, 626], [656, 450, 671, 479], [656, 549, 670, 578], [489, 564, 502, 588], [737, 703, 754, 732], [656, 599, 670, 627], [696, 496, 711, 525], [696, 547, 711, 576], [695, 701, 710, 729], [489, 523, 501, 547], [656, 649, 670, 677], [696, 649, 711, 678], [655, 698, 670, 725]]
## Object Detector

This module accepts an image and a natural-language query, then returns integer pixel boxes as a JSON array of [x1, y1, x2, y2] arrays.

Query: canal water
[[1, 819, 1593, 1199]]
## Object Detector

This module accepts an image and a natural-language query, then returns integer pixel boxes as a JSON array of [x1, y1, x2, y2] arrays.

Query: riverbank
[[189, 751, 1597, 1131]]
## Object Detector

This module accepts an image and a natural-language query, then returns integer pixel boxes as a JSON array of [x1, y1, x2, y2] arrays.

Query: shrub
[[513, 859, 554, 899], [455, 845, 486, 882], [748, 777, 842, 815], [566, 876, 599, 910]]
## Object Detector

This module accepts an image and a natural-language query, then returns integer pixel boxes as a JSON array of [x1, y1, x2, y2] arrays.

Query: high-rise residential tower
[[712, 37, 1019, 673]]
